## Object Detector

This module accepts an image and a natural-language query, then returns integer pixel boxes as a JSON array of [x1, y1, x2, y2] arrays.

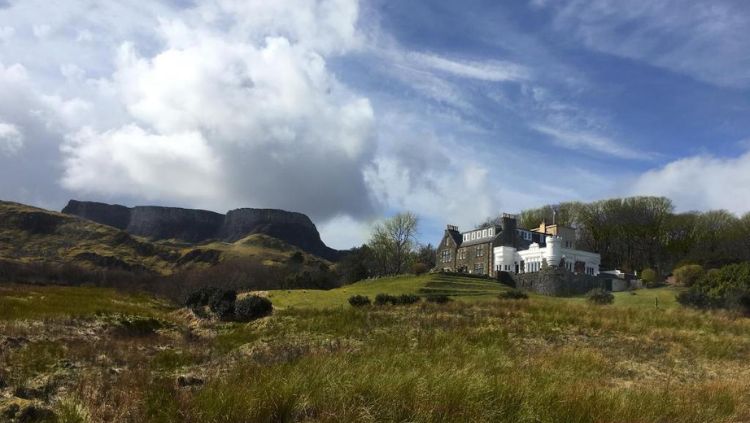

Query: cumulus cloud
[[0, 122, 22, 155], [54, 1, 377, 219], [632, 150, 750, 214]]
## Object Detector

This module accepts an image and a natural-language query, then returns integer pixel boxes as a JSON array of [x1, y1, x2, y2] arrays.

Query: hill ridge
[[62, 200, 341, 261]]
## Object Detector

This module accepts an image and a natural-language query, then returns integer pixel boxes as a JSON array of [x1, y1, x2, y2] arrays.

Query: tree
[[416, 244, 436, 269], [337, 245, 374, 284], [641, 268, 658, 286], [368, 212, 419, 276], [672, 264, 704, 287]]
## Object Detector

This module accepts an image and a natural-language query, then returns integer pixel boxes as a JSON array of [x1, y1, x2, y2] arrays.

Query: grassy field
[[1, 275, 748, 422]]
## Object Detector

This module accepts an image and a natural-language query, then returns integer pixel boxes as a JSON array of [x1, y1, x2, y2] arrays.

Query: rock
[[62, 200, 342, 261], [176, 375, 204, 388], [0, 397, 55, 423], [61, 200, 131, 230], [2, 337, 29, 350]]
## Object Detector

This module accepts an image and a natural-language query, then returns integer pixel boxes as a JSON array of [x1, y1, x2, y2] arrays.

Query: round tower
[[545, 235, 562, 267]]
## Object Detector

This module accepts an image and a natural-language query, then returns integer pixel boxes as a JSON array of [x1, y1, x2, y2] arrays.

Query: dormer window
[[488, 228, 494, 236], [482, 229, 487, 238]]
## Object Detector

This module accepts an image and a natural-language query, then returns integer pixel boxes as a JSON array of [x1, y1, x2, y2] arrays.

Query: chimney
[[500, 213, 517, 247]]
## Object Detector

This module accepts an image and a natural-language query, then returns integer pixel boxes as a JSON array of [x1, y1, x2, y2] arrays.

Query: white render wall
[[493, 236, 601, 276]]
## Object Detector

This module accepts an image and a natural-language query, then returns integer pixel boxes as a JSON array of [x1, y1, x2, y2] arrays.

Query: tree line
[[490, 196, 750, 275]]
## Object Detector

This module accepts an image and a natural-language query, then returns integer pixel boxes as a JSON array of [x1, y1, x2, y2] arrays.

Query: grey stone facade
[[507, 266, 606, 296]]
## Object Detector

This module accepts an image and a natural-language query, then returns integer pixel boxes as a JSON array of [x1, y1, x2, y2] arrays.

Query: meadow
[[1, 274, 749, 422]]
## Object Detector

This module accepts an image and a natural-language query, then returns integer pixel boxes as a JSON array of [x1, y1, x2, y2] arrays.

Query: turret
[[544, 235, 562, 267]]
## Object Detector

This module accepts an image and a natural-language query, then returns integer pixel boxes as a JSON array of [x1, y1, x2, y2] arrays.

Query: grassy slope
[[1, 279, 747, 422], [267, 272, 681, 310]]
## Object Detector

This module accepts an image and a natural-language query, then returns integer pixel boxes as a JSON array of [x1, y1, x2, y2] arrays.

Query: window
[[458, 249, 466, 260], [474, 263, 484, 274], [441, 250, 451, 263], [475, 245, 484, 257], [489, 228, 494, 236], [482, 229, 487, 238]]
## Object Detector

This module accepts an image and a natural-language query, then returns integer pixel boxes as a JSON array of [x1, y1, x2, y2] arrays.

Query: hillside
[[0, 201, 331, 277], [63, 200, 342, 261], [0, 279, 747, 422]]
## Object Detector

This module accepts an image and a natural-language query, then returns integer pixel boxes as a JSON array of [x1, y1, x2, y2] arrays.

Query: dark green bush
[[234, 295, 273, 322], [411, 263, 429, 276], [397, 294, 420, 305], [499, 289, 528, 300], [679, 263, 750, 314], [348, 295, 371, 307], [209, 289, 237, 321], [586, 288, 614, 305], [184, 286, 220, 309], [374, 293, 399, 306], [426, 294, 451, 304]]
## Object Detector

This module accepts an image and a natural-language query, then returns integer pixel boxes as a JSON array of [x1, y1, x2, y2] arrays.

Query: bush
[[426, 294, 451, 304], [348, 295, 371, 307], [184, 286, 220, 309], [641, 268, 657, 284], [112, 315, 163, 337], [673, 264, 704, 287], [678, 262, 750, 313], [499, 289, 528, 300], [209, 289, 237, 321], [397, 294, 420, 305], [234, 295, 273, 322], [374, 293, 399, 306], [586, 288, 614, 305], [411, 263, 429, 276]]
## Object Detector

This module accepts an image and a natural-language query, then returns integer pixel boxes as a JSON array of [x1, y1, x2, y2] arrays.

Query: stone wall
[[504, 266, 606, 297]]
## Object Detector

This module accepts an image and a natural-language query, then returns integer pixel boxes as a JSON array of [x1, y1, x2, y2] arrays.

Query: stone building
[[436, 214, 600, 278]]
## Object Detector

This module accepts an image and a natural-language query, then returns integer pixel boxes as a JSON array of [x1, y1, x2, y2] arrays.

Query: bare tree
[[368, 212, 419, 275]]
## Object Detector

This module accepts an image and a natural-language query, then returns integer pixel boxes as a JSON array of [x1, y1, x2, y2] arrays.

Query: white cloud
[[61, 125, 224, 202], [539, 0, 750, 88], [318, 214, 373, 249], [532, 124, 648, 160], [55, 1, 377, 220], [0, 25, 13, 42], [0, 122, 23, 155], [632, 150, 750, 214], [32, 24, 51, 38], [411, 52, 529, 82]]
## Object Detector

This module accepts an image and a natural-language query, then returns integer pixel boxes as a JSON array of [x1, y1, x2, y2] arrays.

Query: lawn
[[267, 273, 509, 308]]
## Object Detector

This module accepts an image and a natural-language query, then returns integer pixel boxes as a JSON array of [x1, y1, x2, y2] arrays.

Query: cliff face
[[62, 200, 341, 261]]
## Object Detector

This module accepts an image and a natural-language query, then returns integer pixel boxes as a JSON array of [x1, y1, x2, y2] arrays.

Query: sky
[[0, 0, 749, 249]]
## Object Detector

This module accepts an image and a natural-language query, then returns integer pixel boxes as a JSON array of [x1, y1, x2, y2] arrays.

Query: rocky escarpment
[[62, 200, 341, 261]]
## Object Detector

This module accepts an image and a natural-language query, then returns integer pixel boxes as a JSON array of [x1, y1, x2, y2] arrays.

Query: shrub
[[348, 295, 371, 307], [374, 293, 399, 306], [673, 264, 704, 287], [586, 288, 614, 305], [209, 289, 237, 321], [234, 295, 273, 322], [499, 289, 528, 300], [678, 262, 750, 313], [184, 286, 220, 309], [397, 294, 420, 305], [411, 263, 429, 276], [426, 294, 451, 304], [641, 268, 657, 284]]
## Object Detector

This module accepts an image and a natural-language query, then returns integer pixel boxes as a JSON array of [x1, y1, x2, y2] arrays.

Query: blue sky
[[0, 0, 749, 248]]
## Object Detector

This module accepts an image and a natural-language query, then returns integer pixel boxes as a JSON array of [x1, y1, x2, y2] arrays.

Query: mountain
[[62, 200, 342, 261], [0, 200, 332, 276]]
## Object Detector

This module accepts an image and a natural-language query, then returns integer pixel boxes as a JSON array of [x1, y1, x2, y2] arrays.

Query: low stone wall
[[503, 267, 605, 297]]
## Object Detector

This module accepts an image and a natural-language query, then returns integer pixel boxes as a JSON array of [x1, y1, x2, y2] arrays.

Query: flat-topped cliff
[[62, 200, 341, 261]]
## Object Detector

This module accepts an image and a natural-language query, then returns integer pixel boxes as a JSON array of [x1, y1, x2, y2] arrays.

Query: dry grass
[[1, 282, 750, 422]]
